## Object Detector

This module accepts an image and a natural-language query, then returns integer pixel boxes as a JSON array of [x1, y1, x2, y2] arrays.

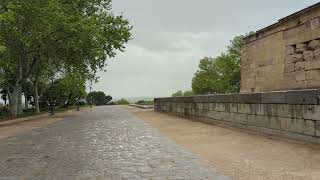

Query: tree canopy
[[87, 91, 112, 106], [0, 0, 132, 117], [192, 34, 246, 95]]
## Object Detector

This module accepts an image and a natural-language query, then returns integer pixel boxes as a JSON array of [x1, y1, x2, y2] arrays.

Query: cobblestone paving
[[0, 106, 229, 180]]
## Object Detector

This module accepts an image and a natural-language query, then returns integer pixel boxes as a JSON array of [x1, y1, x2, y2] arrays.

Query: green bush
[[115, 98, 129, 105]]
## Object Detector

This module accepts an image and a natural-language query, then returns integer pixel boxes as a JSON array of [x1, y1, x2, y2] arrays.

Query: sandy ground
[[125, 106, 320, 180], [0, 109, 88, 139]]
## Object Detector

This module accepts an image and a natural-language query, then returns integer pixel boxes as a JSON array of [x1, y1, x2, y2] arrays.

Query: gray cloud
[[93, 0, 320, 98]]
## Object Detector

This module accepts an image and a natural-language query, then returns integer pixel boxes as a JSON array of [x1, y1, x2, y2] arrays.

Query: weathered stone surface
[[303, 50, 315, 61], [306, 70, 320, 80], [295, 70, 306, 81], [221, 112, 234, 122], [230, 103, 238, 113], [247, 115, 269, 128], [207, 111, 221, 120], [316, 121, 320, 137], [295, 62, 305, 71], [234, 114, 247, 124], [308, 39, 320, 49], [307, 80, 320, 88], [214, 103, 226, 112], [311, 18, 320, 30], [237, 103, 251, 114], [280, 118, 315, 136], [305, 60, 320, 70], [285, 90, 318, 105], [303, 105, 320, 120], [286, 45, 296, 55], [288, 54, 304, 63], [284, 63, 295, 73], [269, 117, 281, 130], [261, 92, 286, 104], [296, 43, 308, 53], [314, 49, 320, 60]]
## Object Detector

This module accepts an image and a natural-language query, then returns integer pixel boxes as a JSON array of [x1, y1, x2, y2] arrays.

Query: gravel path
[[0, 106, 228, 180]]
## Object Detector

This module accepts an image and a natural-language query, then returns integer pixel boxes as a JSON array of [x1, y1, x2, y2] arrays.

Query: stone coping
[[155, 89, 320, 105]]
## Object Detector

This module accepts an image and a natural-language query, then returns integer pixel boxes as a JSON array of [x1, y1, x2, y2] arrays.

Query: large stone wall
[[154, 90, 320, 144], [241, 4, 320, 92]]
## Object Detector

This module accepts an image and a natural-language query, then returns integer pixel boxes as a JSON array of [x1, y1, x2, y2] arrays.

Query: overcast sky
[[92, 0, 319, 98]]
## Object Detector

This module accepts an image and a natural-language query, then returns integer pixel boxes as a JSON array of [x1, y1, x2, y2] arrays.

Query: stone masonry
[[155, 90, 320, 144], [241, 3, 320, 92]]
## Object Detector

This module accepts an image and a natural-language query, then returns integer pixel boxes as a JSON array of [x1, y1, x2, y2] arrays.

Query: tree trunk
[[8, 87, 19, 117], [33, 80, 40, 113], [17, 85, 23, 115], [24, 92, 28, 110]]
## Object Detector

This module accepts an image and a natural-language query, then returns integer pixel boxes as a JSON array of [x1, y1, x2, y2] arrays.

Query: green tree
[[172, 90, 183, 97], [115, 98, 129, 105], [0, 0, 132, 117], [87, 91, 112, 106], [172, 90, 194, 97], [192, 35, 246, 95]]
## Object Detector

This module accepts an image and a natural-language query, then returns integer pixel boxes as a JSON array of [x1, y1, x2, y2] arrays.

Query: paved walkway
[[0, 106, 228, 179]]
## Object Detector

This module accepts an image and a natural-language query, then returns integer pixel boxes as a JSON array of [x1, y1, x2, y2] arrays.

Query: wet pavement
[[0, 106, 228, 180]]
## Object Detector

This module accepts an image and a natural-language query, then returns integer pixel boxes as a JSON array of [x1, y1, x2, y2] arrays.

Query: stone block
[[311, 18, 320, 30], [303, 105, 320, 120], [250, 104, 265, 115], [314, 49, 320, 61], [269, 117, 281, 129], [203, 103, 209, 110], [207, 111, 221, 120], [308, 39, 320, 49], [294, 62, 305, 71], [286, 45, 296, 55], [261, 92, 286, 104], [284, 63, 295, 73], [193, 96, 209, 103], [196, 103, 203, 110], [230, 103, 238, 113], [307, 80, 320, 88], [280, 118, 315, 136], [208, 103, 214, 111], [295, 70, 306, 81], [237, 103, 251, 114], [303, 50, 314, 61], [247, 115, 269, 128], [221, 112, 234, 122], [315, 121, 320, 137], [213, 103, 226, 112], [305, 60, 320, 70], [287, 54, 303, 63], [239, 93, 261, 104], [265, 104, 302, 118], [306, 70, 320, 80], [296, 43, 307, 53], [234, 114, 247, 124], [285, 90, 318, 105]]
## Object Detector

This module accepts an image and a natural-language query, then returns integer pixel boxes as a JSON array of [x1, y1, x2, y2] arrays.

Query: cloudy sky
[[93, 0, 319, 98]]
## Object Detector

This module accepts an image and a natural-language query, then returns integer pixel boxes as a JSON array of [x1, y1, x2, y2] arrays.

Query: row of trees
[[172, 34, 249, 97], [0, 0, 132, 117]]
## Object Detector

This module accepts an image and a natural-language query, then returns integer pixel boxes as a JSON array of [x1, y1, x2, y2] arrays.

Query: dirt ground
[[126, 106, 320, 180], [0, 109, 87, 139]]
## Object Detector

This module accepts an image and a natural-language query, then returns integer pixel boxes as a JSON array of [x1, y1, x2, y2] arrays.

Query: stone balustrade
[[155, 89, 320, 144]]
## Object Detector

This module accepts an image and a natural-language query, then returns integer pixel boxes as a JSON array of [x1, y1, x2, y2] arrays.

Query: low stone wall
[[154, 89, 320, 144]]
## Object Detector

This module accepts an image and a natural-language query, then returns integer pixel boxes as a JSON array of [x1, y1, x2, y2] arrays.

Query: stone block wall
[[155, 90, 320, 144], [241, 4, 320, 92]]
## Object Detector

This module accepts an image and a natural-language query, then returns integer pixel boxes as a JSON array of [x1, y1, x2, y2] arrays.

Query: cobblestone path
[[0, 106, 228, 180]]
